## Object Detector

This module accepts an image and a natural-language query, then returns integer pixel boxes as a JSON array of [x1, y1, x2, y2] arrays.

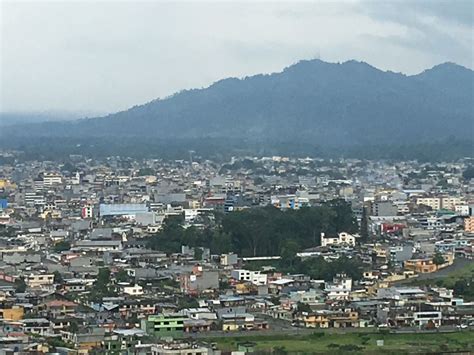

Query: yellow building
[[465, 217, 474, 233], [296, 311, 359, 328], [296, 313, 330, 328], [235, 282, 255, 295], [0, 179, 16, 189], [404, 253, 454, 274], [331, 311, 359, 328], [373, 245, 387, 259], [416, 197, 441, 210], [1, 306, 24, 321], [40, 210, 62, 219]]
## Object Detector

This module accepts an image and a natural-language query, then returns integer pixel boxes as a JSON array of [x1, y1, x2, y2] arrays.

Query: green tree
[[147, 201, 359, 257], [453, 279, 467, 296], [69, 320, 79, 333], [433, 252, 445, 268], [137, 167, 155, 176], [96, 268, 111, 289], [194, 247, 204, 260], [296, 302, 311, 313], [211, 229, 232, 254], [14, 277, 27, 293], [88, 267, 117, 302], [177, 296, 199, 309], [115, 269, 130, 283], [462, 166, 474, 180], [53, 271, 64, 284], [280, 240, 300, 267], [53, 240, 71, 252], [360, 205, 369, 242], [60, 162, 77, 173]]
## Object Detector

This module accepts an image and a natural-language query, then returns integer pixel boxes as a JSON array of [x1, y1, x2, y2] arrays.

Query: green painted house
[[141, 313, 186, 337]]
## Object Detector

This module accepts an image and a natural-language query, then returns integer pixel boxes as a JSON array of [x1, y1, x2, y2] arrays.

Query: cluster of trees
[[87, 268, 117, 301], [146, 215, 232, 255], [453, 279, 474, 300], [137, 167, 155, 176], [285, 255, 364, 281], [53, 240, 71, 252], [147, 200, 358, 257], [3, 135, 472, 163], [462, 166, 474, 180]]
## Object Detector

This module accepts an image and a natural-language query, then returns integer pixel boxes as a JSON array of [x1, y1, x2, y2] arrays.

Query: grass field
[[206, 330, 474, 353]]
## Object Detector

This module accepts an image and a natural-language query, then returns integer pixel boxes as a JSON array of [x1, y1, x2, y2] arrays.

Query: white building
[[43, 173, 63, 186], [413, 311, 442, 328], [321, 232, 356, 247], [454, 205, 470, 216], [21, 318, 52, 335], [183, 208, 213, 224], [26, 274, 55, 288], [121, 284, 144, 296], [324, 274, 352, 300], [231, 269, 267, 285], [181, 307, 217, 320]]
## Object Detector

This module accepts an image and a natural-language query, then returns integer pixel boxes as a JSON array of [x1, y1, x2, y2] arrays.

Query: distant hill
[[0, 111, 100, 127], [3, 59, 473, 147]]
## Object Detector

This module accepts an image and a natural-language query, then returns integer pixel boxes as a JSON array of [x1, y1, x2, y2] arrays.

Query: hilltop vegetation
[[4, 60, 473, 152]]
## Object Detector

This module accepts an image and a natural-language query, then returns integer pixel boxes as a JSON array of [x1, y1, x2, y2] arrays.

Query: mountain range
[[3, 59, 473, 147]]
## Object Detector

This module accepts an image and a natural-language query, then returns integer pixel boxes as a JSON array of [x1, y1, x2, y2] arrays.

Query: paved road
[[415, 257, 472, 280], [393, 257, 473, 285]]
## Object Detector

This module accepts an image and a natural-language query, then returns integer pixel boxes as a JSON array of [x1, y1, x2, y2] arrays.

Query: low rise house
[[141, 313, 187, 337], [231, 269, 267, 285], [21, 318, 51, 335], [26, 274, 54, 288], [321, 232, 356, 247]]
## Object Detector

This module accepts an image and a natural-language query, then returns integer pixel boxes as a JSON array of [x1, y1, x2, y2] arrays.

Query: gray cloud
[[1, 0, 472, 114], [359, 0, 473, 28], [356, 0, 473, 70]]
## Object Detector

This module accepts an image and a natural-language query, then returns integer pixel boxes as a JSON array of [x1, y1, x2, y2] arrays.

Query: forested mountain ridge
[[4, 60, 473, 147]]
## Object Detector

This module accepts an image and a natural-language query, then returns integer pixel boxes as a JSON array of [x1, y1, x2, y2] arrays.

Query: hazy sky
[[1, 0, 473, 114]]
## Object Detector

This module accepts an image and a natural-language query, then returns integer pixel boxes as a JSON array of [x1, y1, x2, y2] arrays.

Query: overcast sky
[[1, 0, 473, 115]]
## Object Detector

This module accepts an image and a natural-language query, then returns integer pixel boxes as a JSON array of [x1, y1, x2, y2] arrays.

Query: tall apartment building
[[370, 201, 398, 216], [441, 197, 464, 210], [24, 192, 45, 207], [416, 196, 464, 211], [416, 197, 441, 210], [43, 173, 63, 186]]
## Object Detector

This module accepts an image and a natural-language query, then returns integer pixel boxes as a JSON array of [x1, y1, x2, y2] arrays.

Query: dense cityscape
[[2, 1, 473, 353], [0, 151, 473, 353]]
